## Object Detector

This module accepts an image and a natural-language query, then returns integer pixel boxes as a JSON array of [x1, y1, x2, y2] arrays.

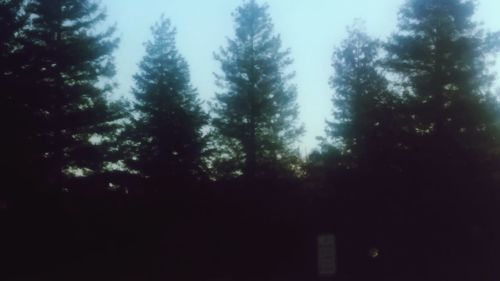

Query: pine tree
[[317, 25, 405, 280], [386, 0, 500, 180], [211, 0, 303, 180], [328, 23, 399, 170], [385, 0, 500, 202], [0, 0, 26, 103], [0, 0, 29, 201], [384, 0, 500, 277], [0, 0, 24, 55], [124, 16, 207, 190], [15, 0, 121, 192]]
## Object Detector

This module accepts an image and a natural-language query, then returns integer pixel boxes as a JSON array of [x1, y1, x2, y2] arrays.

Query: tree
[[386, 0, 500, 177], [314, 24, 406, 281], [14, 0, 122, 192], [0, 0, 24, 55], [309, 23, 403, 197], [384, 0, 500, 278], [124, 16, 207, 190], [0, 0, 29, 201], [385, 0, 500, 203], [211, 0, 303, 181], [328, 23, 400, 171]]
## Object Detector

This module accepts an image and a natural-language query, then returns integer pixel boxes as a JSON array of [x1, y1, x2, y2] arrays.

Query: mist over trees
[[1, 0, 500, 280]]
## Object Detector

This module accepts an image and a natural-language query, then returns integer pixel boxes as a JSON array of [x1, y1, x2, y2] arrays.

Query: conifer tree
[[328, 24, 399, 170], [15, 0, 121, 192], [384, 0, 500, 277], [386, 0, 500, 174], [211, 0, 303, 180], [0, 0, 29, 200], [0, 0, 24, 56], [124, 17, 207, 189]]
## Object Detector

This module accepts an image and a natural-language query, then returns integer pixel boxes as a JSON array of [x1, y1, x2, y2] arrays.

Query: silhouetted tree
[[308, 24, 403, 191], [306, 24, 405, 280], [15, 0, 122, 192], [0, 0, 24, 55], [0, 2, 127, 277], [0, 0, 28, 201], [211, 0, 303, 181], [383, 0, 500, 278], [123, 16, 207, 191], [328, 23, 400, 171], [386, 0, 500, 201], [388, 0, 500, 164]]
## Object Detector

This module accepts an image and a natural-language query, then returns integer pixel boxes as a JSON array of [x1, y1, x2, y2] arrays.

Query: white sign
[[318, 234, 336, 277]]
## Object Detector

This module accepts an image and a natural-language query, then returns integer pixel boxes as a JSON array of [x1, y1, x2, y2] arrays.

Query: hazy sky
[[104, 0, 500, 153]]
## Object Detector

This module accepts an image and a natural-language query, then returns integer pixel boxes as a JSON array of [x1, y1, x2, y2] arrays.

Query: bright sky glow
[[104, 0, 500, 153]]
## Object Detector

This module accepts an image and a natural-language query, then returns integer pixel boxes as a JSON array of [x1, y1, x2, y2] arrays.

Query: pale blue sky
[[104, 0, 500, 153]]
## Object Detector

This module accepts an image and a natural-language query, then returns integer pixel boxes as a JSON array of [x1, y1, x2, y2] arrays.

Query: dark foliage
[[122, 16, 207, 193], [0, 0, 29, 201], [8, 0, 122, 195], [2, 0, 500, 280], [308, 1, 500, 280], [210, 0, 304, 181]]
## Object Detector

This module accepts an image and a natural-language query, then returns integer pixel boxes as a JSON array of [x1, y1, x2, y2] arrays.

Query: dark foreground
[[2, 179, 499, 281]]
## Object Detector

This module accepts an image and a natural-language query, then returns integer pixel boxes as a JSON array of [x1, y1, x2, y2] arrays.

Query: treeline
[[2, 0, 500, 280]]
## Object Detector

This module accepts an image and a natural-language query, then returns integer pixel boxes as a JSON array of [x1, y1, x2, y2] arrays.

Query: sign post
[[317, 234, 336, 279]]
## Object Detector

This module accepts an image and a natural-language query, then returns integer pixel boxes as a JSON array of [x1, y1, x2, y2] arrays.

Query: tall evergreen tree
[[384, 0, 500, 216], [0, 0, 24, 56], [0, 0, 26, 98], [386, 0, 500, 180], [124, 17, 206, 190], [14, 0, 121, 192], [315, 25, 406, 281], [328, 24, 400, 170], [0, 0, 28, 201], [384, 0, 500, 278], [211, 0, 303, 180]]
